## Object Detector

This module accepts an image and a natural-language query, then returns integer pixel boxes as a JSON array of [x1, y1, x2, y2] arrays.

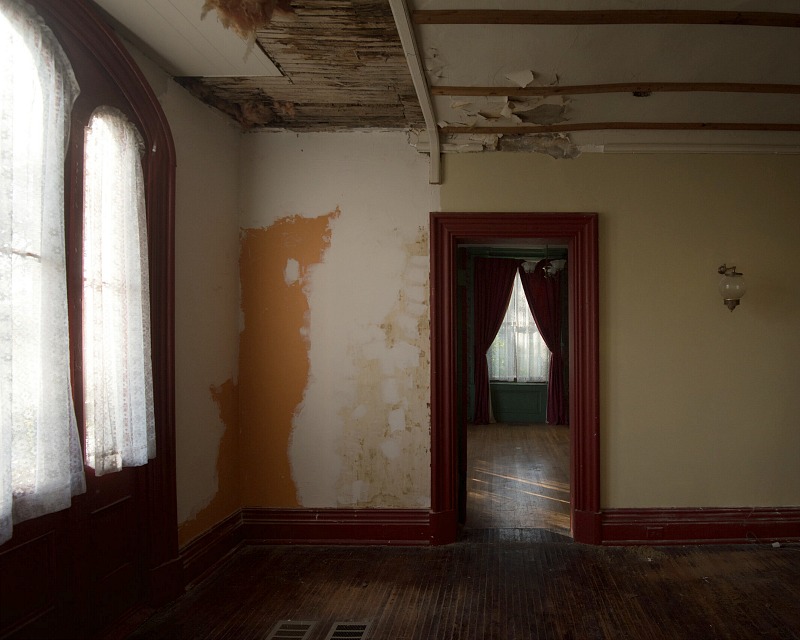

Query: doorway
[[459, 244, 570, 538], [429, 212, 600, 545]]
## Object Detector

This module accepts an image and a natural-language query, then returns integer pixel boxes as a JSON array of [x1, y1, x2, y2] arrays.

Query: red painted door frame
[[429, 212, 601, 544]]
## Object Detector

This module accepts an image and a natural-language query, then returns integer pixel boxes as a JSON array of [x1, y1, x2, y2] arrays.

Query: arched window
[[83, 106, 156, 475], [0, 0, 85, 545], [0, 0, 178, 634]]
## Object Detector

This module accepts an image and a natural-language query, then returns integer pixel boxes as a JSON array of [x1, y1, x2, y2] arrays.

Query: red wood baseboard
[[179, 511, 243, 586], [573, 508, 602, 544], [240, 508, 432, 545], [429, 510, 458, 545], [177, 504, 799, 586], [601, 507, 800, 545]]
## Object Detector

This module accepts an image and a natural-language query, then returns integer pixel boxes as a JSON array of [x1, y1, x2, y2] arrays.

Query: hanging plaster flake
[[440, 142, 485, 152], [465, 113, 488, 127], [449, 100, 474, 110], [497, 133, 581, 159], [441, 133, 501, 152], [425, 48, 445, 79], [478, 102, 506, 119], [538, 95, 571, 106], [516, 103, 569, 126], [505, 69, 535, 88]]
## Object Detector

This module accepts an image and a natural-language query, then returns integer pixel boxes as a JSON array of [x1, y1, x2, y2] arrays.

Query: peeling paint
[[330, 226, 432, 508], [201, 0, 293, 39], [238, 209, 339, 508], [409, 127, 581, 158], [178, 379, 240, 546], [498, 133, 582, 158], [179, 3, 424, 131], [284, 258, 300, 285], [446, 95, 570, 129], [505, 69, 534, 88]]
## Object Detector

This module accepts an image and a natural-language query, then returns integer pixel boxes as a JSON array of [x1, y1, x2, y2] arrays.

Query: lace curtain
[[83, 106, 155, 475], [488, 273, 550, 382], [0, 0, 86, 545]]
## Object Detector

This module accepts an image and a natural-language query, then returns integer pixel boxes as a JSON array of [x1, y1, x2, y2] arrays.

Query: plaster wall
[[129, 48, 243, 543], [441, 152, 800, 509], [238, 132, 439, 509]]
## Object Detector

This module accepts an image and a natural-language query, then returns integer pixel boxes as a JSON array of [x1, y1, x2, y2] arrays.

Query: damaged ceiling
[[94, 0, 800, 165]]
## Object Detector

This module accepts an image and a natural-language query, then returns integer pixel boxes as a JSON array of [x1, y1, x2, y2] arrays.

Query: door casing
[[429, 212, 600, 544]]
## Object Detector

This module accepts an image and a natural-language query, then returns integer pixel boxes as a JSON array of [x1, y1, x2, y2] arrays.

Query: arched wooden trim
[[429, 212, 600, 544], [27, 0, 180, 601]]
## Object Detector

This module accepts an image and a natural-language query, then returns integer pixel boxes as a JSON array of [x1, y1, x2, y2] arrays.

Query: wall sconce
[[718, 264, 746, 311]]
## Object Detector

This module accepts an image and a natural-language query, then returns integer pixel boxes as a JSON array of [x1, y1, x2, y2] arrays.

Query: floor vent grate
[[324, 621, 371, 640], [265, 620, 317, 640]]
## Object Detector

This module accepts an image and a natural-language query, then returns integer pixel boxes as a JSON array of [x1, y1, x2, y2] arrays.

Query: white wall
[[239, 131, 440, 508], [129, 47, 242, 534]]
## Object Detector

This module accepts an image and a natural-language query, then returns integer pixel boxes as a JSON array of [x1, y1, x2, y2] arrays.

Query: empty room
[[1, 1, 799, 638]]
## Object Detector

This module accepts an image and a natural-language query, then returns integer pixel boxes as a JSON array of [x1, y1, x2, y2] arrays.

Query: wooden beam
[[389, 0, 441, 184], [412, 10, 800, 27], [431, 83, 800, 97], [439, 122, 800, 135]]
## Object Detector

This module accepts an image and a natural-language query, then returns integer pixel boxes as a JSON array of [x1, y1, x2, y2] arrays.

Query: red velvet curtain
[[518, 261, 568, 425], [473, 257, 521, 424]]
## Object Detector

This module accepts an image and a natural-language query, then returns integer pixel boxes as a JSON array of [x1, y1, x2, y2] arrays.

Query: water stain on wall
[[178, 378, 241, 546], [336, 226, 431, 507], [239, 209, 339, 507]]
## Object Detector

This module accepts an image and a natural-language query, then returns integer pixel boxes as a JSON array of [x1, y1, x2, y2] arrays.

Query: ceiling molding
[[597, 144, 800, 154], [412, 10, 800, 28], [431, 83, 800, 97], [440, 122, 800, 135]]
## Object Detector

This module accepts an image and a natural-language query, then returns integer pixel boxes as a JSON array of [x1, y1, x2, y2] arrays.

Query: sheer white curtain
[[83, 106, 155, 476], [488, 273, 549, 382], [0, 0, 85, 545]]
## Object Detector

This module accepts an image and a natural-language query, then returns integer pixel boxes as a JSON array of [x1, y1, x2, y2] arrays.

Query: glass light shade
[[719, 273, 746, 310]]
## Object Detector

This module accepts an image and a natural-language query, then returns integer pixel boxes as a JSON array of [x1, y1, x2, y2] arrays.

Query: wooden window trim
[[26, 0, 181, 603]]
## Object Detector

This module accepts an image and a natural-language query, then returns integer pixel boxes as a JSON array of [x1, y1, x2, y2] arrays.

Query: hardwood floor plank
[[129, 427, 800, 639], [130, 542, 800, 639], [467, 423, 570, 535]]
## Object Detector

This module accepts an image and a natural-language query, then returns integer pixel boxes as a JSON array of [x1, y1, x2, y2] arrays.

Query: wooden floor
[[128, 426, 800, 639], [130, 538, 800, 639], [466, 423, 570, 536]]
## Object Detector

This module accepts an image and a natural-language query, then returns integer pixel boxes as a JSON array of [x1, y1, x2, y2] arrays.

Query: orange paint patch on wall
[[238, 210, 339, 507], [178, 379, 241, 547]]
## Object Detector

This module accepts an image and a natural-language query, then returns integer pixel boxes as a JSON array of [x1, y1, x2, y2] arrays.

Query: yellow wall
[[441, 152, 800, 508]]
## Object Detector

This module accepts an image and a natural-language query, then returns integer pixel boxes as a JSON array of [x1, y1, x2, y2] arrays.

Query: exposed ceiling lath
[[99, 1, 800, 155], [179, 1, 425, 132]]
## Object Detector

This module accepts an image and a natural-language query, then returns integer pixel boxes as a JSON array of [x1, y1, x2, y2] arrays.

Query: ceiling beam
[[389, 0, 441, 184], [439, 122, 800, 135], [412, 10, 800, 28], [431, 83, 800, 97]]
